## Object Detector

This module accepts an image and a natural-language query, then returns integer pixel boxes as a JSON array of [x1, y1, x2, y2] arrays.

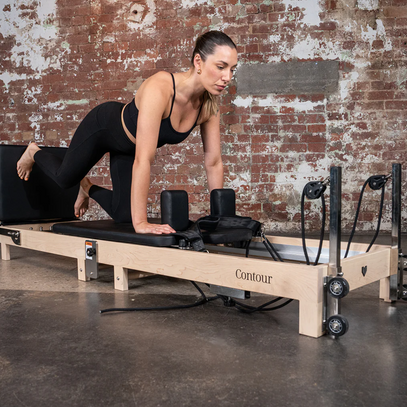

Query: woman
[[17, 31, 238, 235]]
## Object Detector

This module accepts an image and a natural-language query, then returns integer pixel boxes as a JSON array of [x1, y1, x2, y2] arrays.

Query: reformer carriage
[[0, 145, 404, 338]]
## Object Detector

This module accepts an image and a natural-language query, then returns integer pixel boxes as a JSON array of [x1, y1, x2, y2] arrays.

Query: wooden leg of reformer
[[380, 246, 399, 302], [379, 277, 392, 302], [1, 242, 10, 261], [298, 298, 325, 338], [77, 258, 89, 282], [114, 266, 129, 291]]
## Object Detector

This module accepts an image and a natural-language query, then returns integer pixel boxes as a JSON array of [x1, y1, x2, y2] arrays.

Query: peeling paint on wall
[[181, 0, 209, 9], [361, 20, 392, 51], [280, 0, 322, 26], [357, 0, 379, 11], [233, 95, 324, 113], [0, 71, 27, 91], [126, 0, 156, 30], [0, 0, 60, 74]]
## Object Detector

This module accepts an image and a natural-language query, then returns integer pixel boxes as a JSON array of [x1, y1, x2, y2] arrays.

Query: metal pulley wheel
[[328, 277, 350, 299], [326, 314, 349, 337]]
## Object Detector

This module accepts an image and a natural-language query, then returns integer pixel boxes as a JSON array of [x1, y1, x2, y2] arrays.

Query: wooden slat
[[341, 247, 396, 290]]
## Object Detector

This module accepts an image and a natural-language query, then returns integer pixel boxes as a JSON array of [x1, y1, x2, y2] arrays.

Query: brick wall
[[0, 0, 406, 233]]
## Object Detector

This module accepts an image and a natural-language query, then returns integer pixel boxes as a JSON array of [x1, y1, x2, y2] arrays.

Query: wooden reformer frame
[[0, 165, 403, 338]]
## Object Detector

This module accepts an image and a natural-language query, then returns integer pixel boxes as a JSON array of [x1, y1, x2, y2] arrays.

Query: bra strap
[[169, 73, 176, 117]]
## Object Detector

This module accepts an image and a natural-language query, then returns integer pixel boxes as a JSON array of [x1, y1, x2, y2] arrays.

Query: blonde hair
[[191, 31, 236, 122]]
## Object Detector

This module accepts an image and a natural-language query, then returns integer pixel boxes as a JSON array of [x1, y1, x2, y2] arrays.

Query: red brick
[[385, 101, 407, 110], [222, 114, 239, 125], [356, 101, 385, 110], [300, 134, 326, 143], [246, 43, 259, 53], [298, 114, 326, 124], [384, 6, 407, 18], [251, 134, 271, 143], [342, 41, 356, 50], [68, 34, 89, 45], [281, 124, 307, 133], [245, 4, 259, 14], [308, 124, 327, 133], [307, 143, 326, 153], [396, 18, 407, 27], [280, 114, 297, 124], [280, 143, 307, 153], [317, 21, 337, 30], [267, 12, 281, 23]]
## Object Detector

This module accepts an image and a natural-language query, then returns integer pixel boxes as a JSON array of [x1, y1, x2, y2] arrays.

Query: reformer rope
[[344, 175, 388, 258], [301, 181, 327, 266], [300, 173, 389, 264]]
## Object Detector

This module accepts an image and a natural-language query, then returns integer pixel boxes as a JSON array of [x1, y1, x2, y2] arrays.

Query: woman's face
[[198, 45, 238, 95]]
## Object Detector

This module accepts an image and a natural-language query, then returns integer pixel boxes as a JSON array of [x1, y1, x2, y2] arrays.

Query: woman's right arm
[[131, 74, 176, 234]]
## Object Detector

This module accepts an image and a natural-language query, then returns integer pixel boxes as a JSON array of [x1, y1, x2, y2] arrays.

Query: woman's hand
[[134, 221, 176, 235]]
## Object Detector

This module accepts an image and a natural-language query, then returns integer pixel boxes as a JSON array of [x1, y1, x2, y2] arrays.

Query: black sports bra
[[122, 73, 202, 148]]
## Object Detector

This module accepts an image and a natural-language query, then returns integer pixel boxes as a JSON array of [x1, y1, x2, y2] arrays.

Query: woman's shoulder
[[136, 72, 173, 102], [141, 71, 173, 92]]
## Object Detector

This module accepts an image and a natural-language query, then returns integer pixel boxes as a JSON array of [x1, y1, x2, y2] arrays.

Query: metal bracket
[[210, 285, 250, 300], [85, 240, 98, 279], [0, 228, 21, 245], [322, 276, 329, 332], [390, 163, 402, 301]]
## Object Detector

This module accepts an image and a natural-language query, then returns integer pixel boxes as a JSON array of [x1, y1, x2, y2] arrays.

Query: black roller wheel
[[327, 314, 349, 337], [328, 277, 350, 299]]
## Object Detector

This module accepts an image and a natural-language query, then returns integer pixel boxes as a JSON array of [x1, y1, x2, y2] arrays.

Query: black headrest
[[160, 190, 190, 231], [210, 188, 236, 217]]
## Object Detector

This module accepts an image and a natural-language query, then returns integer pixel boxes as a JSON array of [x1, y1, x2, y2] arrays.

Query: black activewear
[[34, 101, 135, 223], [123, 73, 202, 147]]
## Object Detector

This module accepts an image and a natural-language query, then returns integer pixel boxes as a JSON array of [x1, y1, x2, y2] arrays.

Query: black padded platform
[[0, 145, 79, 224], [53, 220, 254, 248], [53, 220, 179, 247]]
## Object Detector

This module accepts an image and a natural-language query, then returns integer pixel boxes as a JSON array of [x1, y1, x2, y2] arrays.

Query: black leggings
[[34, 102, 136, 223]]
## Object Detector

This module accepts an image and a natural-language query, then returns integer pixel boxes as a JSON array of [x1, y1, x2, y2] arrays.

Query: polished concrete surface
[[1, 236, 407, 407]]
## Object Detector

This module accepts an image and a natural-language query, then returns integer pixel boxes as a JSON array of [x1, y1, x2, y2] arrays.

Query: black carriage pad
[[52, 220, 179, 247], [52, 219, 254, 248], [0, 145, 79, 224]]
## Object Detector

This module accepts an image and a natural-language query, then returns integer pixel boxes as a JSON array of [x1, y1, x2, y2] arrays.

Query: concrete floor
[[1, 236, 407, 407]]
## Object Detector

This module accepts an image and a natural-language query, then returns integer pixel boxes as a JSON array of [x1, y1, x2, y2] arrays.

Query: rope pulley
[[301, 176, 330, 265], [304, 177, 330, 200], [368, 174, 391, 191]]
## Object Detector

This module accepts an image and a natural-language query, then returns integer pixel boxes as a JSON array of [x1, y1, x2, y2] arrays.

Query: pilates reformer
[[0, 145, 404, 338]]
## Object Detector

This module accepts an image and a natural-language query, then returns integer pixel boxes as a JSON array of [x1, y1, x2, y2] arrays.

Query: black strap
[[197, 215, 261, 235], [174, 215, 261, 252], [168, 73, 176, 117], [173, 222, 206, 252]]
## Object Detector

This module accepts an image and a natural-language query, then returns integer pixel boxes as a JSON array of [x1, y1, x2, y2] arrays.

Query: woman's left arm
[[200, 111, 224, 191]]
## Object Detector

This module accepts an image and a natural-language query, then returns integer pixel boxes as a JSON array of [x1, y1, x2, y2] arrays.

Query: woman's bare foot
[[16, 142, 40, 181], [74, 177, 93, 218]]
